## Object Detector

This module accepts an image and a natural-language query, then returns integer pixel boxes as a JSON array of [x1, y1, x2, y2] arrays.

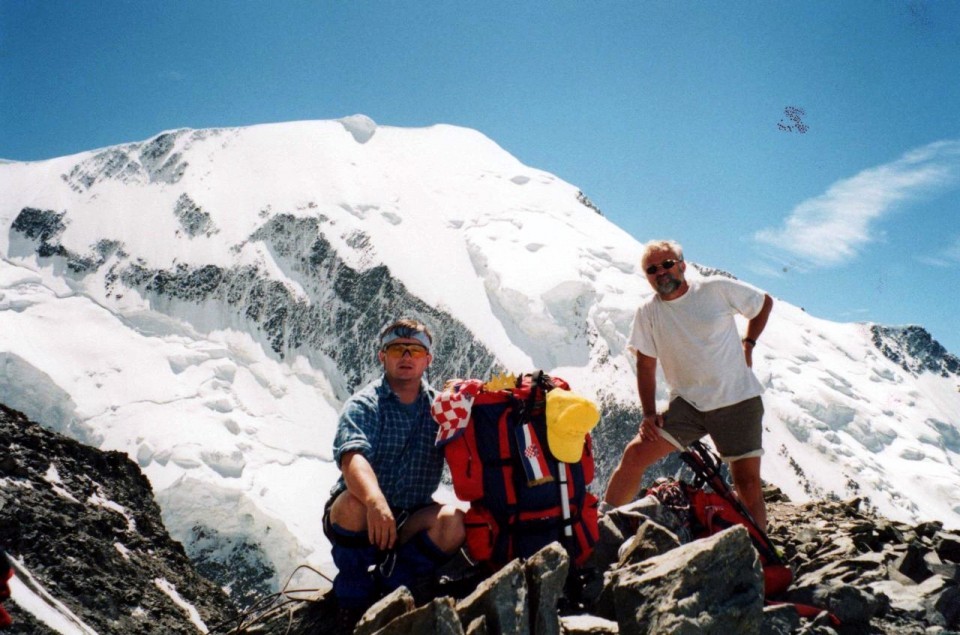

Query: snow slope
[[1, 116, 958, 593]]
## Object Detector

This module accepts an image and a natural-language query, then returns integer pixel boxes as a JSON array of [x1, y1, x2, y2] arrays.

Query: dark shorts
[[322, 491, 435, 547], [660, 396, 764, 462]]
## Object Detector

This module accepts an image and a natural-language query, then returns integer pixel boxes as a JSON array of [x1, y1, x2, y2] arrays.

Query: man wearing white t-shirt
[[604, 239, 774, 528]]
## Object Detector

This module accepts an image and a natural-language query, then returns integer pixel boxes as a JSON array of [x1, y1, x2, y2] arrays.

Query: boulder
[[931, 583, 960, 628], [617, 519, 681, 567], [371, 596, 463, 635], [523, 542, 570, 635], [936, 532, 960, 563], [592, 514, 626, 574], [924, 550, 959, 582], [611, 525, 764, 635], [559, 614, 619, 634], [456, 559, 529, 635], [918, 575, 960, 628], [355, 586, 415, 635], [893, 542, 935, 584], [760, 604, 800, 635], [813, 584, 884, 624], [465, 615, 488, 635]]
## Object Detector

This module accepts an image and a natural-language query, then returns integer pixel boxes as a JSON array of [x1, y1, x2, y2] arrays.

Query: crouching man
[[323, 318, 465, 627]]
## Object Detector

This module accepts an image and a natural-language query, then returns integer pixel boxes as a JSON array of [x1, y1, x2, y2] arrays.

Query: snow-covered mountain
[[1, 116, 958, 598]]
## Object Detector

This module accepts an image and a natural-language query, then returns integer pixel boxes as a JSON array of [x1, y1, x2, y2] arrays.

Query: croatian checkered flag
[[432, 379, 483, 446], [516, 422, 553, 486]]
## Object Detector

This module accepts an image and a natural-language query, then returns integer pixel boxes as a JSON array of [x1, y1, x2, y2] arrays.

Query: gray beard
[[656, 276, 682, 296]]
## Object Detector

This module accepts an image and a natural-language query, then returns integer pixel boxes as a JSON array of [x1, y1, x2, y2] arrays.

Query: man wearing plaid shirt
[[324, 318, 464, 623]]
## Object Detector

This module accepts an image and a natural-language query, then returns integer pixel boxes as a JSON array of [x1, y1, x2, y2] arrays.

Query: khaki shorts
[[659, 396, 764, 462]]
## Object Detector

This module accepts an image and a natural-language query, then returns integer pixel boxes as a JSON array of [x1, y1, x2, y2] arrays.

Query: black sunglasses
[[645, 259, 679, 275]]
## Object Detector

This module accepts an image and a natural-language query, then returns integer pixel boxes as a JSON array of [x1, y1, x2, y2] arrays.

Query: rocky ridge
[[2, 402, 959, 634], [870, 325, 960, 378], [249, 491, 960, 635], [0, 404, 237, 634]]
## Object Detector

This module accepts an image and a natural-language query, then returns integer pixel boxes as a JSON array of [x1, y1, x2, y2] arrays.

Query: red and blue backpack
[[432, 371, 599, 570]]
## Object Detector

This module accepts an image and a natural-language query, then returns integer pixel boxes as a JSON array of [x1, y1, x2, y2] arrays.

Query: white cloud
[[755, 140, 960, 267]]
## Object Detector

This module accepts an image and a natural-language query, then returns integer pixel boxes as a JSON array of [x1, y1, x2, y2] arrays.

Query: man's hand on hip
[[639, 413, 664, 441]]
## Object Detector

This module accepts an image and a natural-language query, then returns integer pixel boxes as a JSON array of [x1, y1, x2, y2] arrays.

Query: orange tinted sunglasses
[[383, 343, 429, 359]]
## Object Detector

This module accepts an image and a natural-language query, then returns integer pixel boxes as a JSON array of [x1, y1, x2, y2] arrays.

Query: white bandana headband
[[380, 326, 432, 352]]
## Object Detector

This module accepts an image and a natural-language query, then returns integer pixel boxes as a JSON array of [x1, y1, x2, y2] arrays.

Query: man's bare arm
[[636, 352, 663, 440], [743, 294, 774, 367], [341, 451, 397, 550]]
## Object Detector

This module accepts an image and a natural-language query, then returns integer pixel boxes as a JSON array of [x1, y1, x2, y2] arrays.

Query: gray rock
[[456, 559, 529, 635], [524, 542, 570, 635], [608, 494, 692, 544], [617, 519, 681, 568], [761, 604, 800, 635], [559, 614, 620, 633], [895, 543, 936, 584], [592, 514, 626, 574], [797, 609, 839, 635], [592, 567, 619, 623], [611, 525, 764, 635], [920, 576, 960, 628], [936, 532, 960, 563], [372, 596, 464, 635], [925, 551, 959, 582], [355, 586, 416, 635], [814, 584, 883, 624], [465, 615, 489, 635], [0, 405, 237, 634]]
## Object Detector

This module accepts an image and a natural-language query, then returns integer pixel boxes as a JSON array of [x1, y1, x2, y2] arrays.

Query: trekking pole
[[680, 441, 786, 566]]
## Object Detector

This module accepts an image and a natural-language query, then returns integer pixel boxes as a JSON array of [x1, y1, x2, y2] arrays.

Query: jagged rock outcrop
[[3, 398, 958, 634], [766, 494, 960, 633], [10, 207, 500, 399], [870, 325, 960, 378], [0, 404, 236, 634], [608, 526, 764, 634], [246, 487, 960, 635]]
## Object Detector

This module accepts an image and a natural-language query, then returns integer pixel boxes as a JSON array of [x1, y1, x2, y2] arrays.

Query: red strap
[[766, 600, 841, 626]]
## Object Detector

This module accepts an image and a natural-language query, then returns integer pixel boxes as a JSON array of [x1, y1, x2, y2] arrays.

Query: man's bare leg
[[729, 456, 766, 530], [400, 504, 465, 553], [604, 435, 675, 507]]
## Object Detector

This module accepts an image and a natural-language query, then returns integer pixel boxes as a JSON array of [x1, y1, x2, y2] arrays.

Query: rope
[[207, 564, 334, 634]]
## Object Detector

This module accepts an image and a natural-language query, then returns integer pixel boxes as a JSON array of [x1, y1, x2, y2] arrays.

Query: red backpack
[[677, 441, 794, 596], [432, 372, 599, 569]]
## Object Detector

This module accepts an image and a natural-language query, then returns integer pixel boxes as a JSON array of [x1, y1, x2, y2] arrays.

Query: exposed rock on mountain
[[0, 404, 236, 634], [3, 398, 959, 634], [870, 325, 960, 378], [243, 488, 960, 635], [11, 206, 499, 400]]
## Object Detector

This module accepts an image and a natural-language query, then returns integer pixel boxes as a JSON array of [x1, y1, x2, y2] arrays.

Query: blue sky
[[2, 1, 959, 354]]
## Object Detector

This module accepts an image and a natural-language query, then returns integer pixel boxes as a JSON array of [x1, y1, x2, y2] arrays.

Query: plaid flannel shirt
[[330, 375, 442, 510]]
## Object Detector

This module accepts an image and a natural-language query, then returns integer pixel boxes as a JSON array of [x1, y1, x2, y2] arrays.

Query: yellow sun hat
[[545, 388, 600, 463]]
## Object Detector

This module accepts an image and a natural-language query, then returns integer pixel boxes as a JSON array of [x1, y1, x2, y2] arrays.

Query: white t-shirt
[[628, 277, 766, 412]]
